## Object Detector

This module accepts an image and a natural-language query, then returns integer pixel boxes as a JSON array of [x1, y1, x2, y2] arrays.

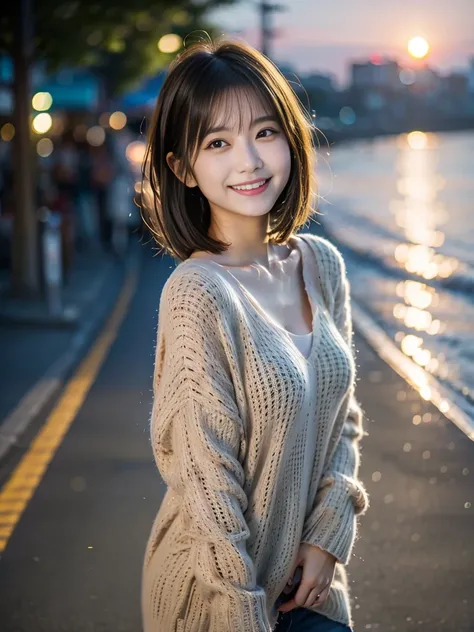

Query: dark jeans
[[275, 608, 353, 632]]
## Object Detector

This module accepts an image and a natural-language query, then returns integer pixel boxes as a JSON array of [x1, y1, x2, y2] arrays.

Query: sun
[[408, 36, 430, 59]]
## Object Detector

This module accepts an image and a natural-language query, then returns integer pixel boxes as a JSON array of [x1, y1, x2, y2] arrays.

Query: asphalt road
[[0, 246, 472, 631]]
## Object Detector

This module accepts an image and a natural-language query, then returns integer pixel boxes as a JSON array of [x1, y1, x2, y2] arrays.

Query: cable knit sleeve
[[301, 244, 370, 566], [150, 267, 272, 632]]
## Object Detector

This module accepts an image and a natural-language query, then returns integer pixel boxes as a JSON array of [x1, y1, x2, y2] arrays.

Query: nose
[[235, 138, 264, 172]]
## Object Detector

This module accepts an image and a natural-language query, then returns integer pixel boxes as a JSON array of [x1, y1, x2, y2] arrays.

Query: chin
[[231, 207, 274, 218]]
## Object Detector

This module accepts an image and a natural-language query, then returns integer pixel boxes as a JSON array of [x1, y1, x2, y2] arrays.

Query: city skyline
[[209, 0, 474, 88]]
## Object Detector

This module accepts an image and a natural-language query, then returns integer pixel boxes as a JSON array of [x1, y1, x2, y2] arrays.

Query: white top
[[288, 329, 313, 357]]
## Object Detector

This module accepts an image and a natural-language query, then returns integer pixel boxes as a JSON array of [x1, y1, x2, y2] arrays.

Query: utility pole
[[11, 0, 39, 297], [258, 1, 287, 59]]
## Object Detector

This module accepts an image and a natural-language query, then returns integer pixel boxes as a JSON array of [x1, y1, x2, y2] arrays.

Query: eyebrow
[[205, 115, 278, 136]]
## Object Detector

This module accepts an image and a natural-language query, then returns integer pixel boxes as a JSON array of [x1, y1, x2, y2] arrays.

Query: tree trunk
[[11, 0, 39, 297]]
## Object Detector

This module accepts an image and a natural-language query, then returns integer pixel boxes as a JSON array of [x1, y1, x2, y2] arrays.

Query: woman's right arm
[[151, 268, 272, 632]]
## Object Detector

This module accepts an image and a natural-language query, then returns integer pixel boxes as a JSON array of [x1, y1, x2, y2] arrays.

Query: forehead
[[205, 86, 276, 133]]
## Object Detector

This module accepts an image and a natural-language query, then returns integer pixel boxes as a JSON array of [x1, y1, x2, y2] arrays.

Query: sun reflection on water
[[389, 131, 466, 406]]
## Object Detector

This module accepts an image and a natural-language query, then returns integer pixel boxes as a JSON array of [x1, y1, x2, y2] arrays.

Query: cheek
[[192, 160, 226, 198], [268, 139, 292, 173], [191, 156, 216, 185]]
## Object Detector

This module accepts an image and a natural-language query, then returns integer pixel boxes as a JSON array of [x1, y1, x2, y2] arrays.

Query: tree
[[0, 0, 239, 296], [1, 1, 239, 96]]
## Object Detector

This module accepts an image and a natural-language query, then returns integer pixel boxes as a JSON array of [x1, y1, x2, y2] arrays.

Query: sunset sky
[[209, 0, 474, 88]]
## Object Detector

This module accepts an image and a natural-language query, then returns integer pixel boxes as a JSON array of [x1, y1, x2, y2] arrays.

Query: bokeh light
[[407, 131, 428, 150], [158, 34, 182, 54], [37, 138, 54, 158], [32, 92, 53, 111], [1, 123, 15, 141], [86, 126, 106, 146], [339, 106, 356, 125], [109, 111, 127, 130], [126, 140, 146, 165], [32, 113, 53, 134], [399, 69, 416, 86]]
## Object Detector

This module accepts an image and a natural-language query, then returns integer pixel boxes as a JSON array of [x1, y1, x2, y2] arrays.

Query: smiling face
[[167, 88, 292, 223]]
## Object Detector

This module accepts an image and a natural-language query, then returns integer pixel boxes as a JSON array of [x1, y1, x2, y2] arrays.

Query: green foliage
[[0, 0, 240, 96]]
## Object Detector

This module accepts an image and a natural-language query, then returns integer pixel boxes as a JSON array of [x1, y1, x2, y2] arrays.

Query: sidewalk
[[351, 332, 474, 631], [0, 243, 138, 463], [0, 246, 116, 327]]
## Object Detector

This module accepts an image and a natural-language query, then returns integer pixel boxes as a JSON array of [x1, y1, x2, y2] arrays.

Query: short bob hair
[[141, 36, 319, 262]]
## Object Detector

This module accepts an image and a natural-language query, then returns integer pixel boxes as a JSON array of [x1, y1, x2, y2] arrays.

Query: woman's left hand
[[277, 543, 337, 613]]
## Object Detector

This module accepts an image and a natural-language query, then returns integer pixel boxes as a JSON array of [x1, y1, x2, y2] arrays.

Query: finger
[[278, 597, 297, 614], [304, 585, 323, 608], [308, 582, 331, 608], [291, 577, 316, 609], [317, 583, 331, 604], [278, 581, 328, 614], [278, 564, 311, 612]]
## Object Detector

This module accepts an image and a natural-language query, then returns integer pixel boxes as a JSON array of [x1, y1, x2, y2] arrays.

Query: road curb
[[0, 245, 141, 464]]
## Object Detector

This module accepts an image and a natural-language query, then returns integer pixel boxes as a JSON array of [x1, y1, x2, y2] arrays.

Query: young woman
[[140, 37, 369, 632]]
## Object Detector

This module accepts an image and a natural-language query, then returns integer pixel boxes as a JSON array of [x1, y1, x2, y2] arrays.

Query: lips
[[229, 177, 271, 190], [228, 177, 272, 196]]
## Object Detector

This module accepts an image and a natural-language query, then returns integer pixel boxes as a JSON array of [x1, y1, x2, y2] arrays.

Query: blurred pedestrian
[[89, 138, 115, 250], [51, 131, 78, 273], [75, 138, 99, 250], [107, 130, 135, 256], [140, 38, 369, 632]]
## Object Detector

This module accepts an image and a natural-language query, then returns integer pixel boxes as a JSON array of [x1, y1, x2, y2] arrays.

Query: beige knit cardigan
[[142, 233, 370, 632]]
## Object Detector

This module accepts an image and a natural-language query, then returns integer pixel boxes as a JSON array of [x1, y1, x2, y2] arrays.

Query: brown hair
[[141, 36, 319, 262]]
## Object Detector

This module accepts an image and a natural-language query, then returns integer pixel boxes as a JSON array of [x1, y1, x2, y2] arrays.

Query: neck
[[207, 214, 285, 269]]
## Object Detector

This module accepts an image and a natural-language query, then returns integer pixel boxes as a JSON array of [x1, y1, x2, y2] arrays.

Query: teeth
[[232, 180, 267, 191]]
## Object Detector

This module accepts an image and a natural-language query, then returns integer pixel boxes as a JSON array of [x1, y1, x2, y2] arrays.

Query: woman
[[141, 36, 370, 632]]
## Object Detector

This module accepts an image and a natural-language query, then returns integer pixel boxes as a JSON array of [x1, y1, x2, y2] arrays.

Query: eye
[[205, 128, 278, 150], [207, 139, 228, 150], [257, 128, 278, 138]]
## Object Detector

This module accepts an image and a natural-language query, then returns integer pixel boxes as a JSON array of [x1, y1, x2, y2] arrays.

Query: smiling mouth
[[229, 177, 272, 190]]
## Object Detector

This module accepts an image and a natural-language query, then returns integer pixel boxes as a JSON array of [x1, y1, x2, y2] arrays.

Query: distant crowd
[[0, 128, 138, 271]]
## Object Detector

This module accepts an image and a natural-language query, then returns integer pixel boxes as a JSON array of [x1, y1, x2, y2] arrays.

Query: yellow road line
[[0, 260, 138, 554]]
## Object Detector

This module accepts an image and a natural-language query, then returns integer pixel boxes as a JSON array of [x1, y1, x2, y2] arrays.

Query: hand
[[277, 543, 337, 613]]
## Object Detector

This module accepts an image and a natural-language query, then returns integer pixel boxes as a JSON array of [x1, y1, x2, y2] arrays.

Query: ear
[[166, 151, 198, 188]]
